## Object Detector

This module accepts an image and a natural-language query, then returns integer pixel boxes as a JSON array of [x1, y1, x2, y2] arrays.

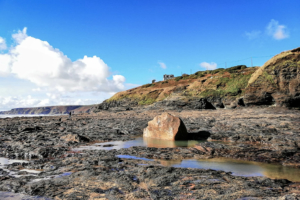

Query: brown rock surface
[[143, 112, 188, 140], [60, 133, 90, 143], [244, 47, 300, 107]]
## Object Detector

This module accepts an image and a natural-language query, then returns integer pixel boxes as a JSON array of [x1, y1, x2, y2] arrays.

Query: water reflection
[[143, 137, 203, 148], [0, 191, 52, 200], [73, 137, 205, 151], [160, 158, 300, 182], [73, 138, 300, 182], [115, 155, 300, 182], [0, 157, 28, 167]]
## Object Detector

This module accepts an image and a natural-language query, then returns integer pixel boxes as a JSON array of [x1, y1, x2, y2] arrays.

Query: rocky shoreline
[[0, 108, 300, 199]]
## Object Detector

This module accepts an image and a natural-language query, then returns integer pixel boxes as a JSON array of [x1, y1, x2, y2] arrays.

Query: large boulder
[[244, 47, 300, 107], [143, 112, 188, 140]]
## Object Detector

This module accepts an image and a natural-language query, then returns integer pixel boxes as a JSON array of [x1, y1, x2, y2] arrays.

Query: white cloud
[[266, 19, 289, 40], [158, 62, 167, 69], [0, 27, 126, 93], [0, 96, 41, 110], [12, 27, 28, 44], [200, 62, 217, 70], [245, 30, 261, 40], [0, 54, 12, 76], [0, 37, 7, 50]]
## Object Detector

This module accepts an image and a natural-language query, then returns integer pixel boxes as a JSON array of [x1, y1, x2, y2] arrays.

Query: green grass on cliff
[[199, 72, 253, 97], [107, 65, 256, 105]]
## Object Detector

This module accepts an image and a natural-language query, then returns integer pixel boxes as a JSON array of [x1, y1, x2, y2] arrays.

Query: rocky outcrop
[[244, 47, 300, 107], [60, 134, 90, 143], [149, 97, 216, 110], [143, 112, 188, 140]]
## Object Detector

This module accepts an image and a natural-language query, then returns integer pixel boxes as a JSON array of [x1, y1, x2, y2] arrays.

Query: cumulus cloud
[[245, 19, 289, 41], [200, 62, 217, 70], [0, 37, 7, 50], [0, 96, 42, 110], [0, 27, 126, 93], [266, 19, 289, 40], [245, 30, 261, 40], [12, 27, 28, 44], [158, 62, 167, 69]]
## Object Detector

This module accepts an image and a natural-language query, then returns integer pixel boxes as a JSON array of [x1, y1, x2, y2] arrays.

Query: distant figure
[[69, 111, 72, 119]]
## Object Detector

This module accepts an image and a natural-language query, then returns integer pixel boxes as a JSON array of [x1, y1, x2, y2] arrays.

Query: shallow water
[[73, 137, 205, 151], [0, 114, 65, 118], [0, 157, 42, 177], [0, 191, 52, 200], [117, 155, 300, 182], [0, 157, 28, 166], [73, 137, 300, 182]]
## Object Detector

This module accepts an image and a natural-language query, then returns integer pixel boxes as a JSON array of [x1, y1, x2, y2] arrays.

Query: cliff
[[0, 105, 94, 115], [94, 47, 300, 112], [244, 47, 300, 107]]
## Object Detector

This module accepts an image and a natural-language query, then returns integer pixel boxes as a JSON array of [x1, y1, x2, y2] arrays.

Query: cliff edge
[[244, 47, 300, 107]]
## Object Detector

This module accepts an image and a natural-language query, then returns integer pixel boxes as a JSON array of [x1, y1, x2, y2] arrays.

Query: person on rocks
[[69, 111, 72, 119]]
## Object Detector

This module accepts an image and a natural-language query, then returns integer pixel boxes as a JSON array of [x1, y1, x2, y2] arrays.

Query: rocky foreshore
[[0, 108, 300, 199]]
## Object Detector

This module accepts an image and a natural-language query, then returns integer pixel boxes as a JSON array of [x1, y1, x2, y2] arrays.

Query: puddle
[[0, 157, 43, 178], [117, 155, 300, 182], [20, 169, 41, 174], [117, 155, 153, 161], [73, 137, 205, 151], [0, 191, 52, 200], [73, 137, 300, 182], [30, 172, 72, 183], [57, 172, 72, 177], [0, 157, 28, 166]]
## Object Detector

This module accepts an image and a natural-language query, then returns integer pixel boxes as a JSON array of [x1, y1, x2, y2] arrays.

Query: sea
[[0, 114, 66, 118]]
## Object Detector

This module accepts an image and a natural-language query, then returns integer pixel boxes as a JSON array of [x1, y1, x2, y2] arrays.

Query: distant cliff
[[0, 105, 94, 115]]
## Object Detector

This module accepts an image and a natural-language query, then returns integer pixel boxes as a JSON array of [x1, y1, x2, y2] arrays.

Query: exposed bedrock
[[244, 47, 300, 107], [1, 108, 300, 166], [0, 109, 300, 199]]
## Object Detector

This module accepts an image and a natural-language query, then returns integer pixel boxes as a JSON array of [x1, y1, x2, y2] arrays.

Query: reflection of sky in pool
[[0, 157, 28, 166], [170, 159, 264, 177], [116, 155, 300, 182], [72, 137, 205, 151], [72, 137, 300, 182], [0, 191, 52, 200]]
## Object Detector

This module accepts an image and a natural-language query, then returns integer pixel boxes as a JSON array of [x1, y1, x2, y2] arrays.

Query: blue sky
[[0, 0, 299, 110]]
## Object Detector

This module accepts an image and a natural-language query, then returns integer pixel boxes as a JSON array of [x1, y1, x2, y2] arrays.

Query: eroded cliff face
[[244, 47, 300, 107]]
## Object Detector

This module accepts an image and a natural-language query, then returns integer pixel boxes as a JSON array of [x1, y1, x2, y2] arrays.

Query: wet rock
[[143, 112, 188, 140], [244, 47, 300, 108], [0, 108, 300, 199], [60, 134, 90, 143]]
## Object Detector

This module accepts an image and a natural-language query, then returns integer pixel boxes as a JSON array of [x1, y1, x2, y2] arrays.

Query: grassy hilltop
[[107, 65, 257, 106]]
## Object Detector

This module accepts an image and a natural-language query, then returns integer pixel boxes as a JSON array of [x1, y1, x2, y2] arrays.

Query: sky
[[0, 0, 299, 111]]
